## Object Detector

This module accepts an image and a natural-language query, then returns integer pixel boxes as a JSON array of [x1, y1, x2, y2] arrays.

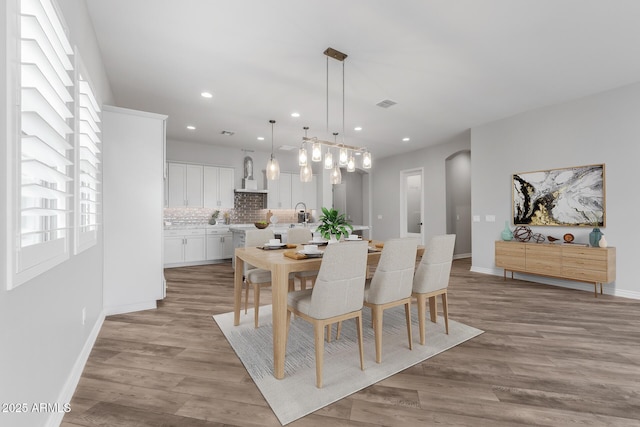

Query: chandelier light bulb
[[300, 164, 312, 182], [362, 151, 372, 169], [330, 163, 342, 184], [339, 147, 348, 166], [266, 120, 280, 180], [298, 146, 308, 166], [347, 154, 355, 172], [324, 148, 333, 169], [312, 142, 322, 162]]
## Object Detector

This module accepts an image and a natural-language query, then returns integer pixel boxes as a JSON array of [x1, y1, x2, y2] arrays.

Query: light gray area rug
[[213, 305, 483, 425]]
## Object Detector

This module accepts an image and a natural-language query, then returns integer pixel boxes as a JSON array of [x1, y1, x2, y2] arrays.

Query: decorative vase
[[501, 221, 513, 241], [328, 234, 339, 244], [208, 218, 217, 225], [589, 227, 602, 247], [598, 235, 608, 248]]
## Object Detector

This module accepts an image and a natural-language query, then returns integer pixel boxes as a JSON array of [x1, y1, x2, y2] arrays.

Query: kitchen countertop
[[164, 223, 371, 233]]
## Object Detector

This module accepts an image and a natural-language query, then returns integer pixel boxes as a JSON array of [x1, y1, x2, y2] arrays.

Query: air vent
[[221, 130, 235, 136], [278, 145, 297, 151], [376, 99, 397, 108]]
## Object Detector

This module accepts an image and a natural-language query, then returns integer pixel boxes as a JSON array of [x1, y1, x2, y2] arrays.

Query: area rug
[[213, 305, 483, 425]]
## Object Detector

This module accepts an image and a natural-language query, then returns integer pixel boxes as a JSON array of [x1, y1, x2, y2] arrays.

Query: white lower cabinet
[[206, 229, 233, 260], [164, 229, 206, 266], [164, 227, 232, 267]]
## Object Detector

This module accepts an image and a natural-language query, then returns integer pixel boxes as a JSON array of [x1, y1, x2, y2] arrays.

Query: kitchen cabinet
[[267, 172, 292, 209], [206, 228, 233, 260], [291, 174, 317, 210], [167, 163, 203, 207], [268, 172, 316, 209], [164, 229, 206, 266], [204, 166, 234, 209]]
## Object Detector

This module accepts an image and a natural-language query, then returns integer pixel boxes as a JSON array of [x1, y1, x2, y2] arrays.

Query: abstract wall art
[[513, 164, 605, 227]]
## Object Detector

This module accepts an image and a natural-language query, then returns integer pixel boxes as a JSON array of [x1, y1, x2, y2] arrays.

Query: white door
[[218, 167, 235, 208], [203, 166, 219, 208], [167, 163, 186, 207], [185, 164, 203, 207], [184, 235, 206, 262], [164, 236, 184, 264], [400, 168, 424, 242], [206, 235, 222, 260]]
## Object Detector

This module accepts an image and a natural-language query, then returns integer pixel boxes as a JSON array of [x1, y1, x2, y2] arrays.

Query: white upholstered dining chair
[[412, 234, 456, 345], [244, 229, 274, 328], [363, 238, 418, 363], [286, 227, 318, 291], [286, 241, 369, 388]]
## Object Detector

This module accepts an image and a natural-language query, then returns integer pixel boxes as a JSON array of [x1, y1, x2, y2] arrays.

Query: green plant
[[316, 207, 353, 240]]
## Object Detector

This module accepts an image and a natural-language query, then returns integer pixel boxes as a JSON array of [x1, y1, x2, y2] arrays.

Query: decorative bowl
[[254, 222, 269, 229]]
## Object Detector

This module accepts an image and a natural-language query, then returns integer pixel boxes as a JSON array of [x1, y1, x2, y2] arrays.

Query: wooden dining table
[[233, 240, 424, 380]]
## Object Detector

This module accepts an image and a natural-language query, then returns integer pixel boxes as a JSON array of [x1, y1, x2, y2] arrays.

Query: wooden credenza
[[495, 241, 616, 297]]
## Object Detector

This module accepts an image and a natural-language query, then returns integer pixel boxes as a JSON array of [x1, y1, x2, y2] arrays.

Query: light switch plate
[[485, 215, 496, 222], [473, 215, 480, 222]]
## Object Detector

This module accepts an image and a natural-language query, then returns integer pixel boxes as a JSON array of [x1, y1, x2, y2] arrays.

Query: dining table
[[233, 240, 425, 380]]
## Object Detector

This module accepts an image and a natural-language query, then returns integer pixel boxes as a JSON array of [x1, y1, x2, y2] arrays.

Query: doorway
[[400, 168, 423, 243]]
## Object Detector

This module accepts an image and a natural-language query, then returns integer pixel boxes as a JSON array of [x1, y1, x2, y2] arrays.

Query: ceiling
[[85, 0, 640, 160]]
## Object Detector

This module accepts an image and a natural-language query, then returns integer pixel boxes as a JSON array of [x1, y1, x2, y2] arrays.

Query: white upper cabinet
[[291, 174, 317, 210], [167, 163, 203, 207], [204, 166, 234, 209], [168, 162, 234, 208], [267, 172, 292, 209]]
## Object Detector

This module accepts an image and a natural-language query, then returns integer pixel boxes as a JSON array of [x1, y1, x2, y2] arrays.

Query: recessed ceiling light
[[186, 125, 196, 130], [201, 91, 213, 98], [354, 126, 362, 131], [402, 137, 410, 142], [291, 112, 300, 118], [257, 137, 265, 141]]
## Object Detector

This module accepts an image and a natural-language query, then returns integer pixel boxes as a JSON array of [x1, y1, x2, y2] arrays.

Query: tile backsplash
[[164, 192, 313, 225]]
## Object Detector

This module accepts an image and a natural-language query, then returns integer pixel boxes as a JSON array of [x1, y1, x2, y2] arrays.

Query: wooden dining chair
[[286, 241, 369, 388], [412, 234, 456, 345], [286, 227, 318, 291], [363, 238, 419, 363], [244, 229, 274, 328]]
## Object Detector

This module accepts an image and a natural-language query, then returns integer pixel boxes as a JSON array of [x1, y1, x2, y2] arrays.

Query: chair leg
[[373, 306, 384, 363], [314, 321, 325, 388], [254, 284, 260, 328], [356, 314, 364, 371], [244, 281, 249, 314], [416, 294, 427, 345], [336, 321, 342, 340], [429, 296, 438, 323], [404, 301, 413, 351], [441, 291, 449, 334]]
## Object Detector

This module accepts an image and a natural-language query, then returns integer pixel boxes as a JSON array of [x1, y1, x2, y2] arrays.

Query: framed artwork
[[513, 164, 605, 227]]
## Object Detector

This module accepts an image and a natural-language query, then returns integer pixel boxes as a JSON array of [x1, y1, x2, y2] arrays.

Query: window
[[75, 60, 101, 253], [12, 0, 74, 287]]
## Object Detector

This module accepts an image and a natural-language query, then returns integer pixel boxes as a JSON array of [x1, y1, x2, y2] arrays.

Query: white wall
[[0, 1, 112, 426], [471, 82, 640, 299], [371, 132, 471, 242]]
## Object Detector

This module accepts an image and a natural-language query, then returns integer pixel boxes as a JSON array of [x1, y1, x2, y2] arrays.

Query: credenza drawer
[[495, 242, 526, 270], [562, 266, 609, 283]]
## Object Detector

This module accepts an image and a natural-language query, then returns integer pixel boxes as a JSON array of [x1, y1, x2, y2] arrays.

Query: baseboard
[[103, 300, 157, 316], [453, 253, 471, 260], [470, 265, 640, 300], [45, 310, 105, 427], [164, 259, 231, 268]]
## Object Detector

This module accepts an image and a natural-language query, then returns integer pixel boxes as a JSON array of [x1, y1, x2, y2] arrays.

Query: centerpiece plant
[[316, 207, 353, 242]]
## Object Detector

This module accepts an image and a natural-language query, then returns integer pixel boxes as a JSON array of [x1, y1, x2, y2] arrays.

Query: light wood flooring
[[62, 259, 640, 426]]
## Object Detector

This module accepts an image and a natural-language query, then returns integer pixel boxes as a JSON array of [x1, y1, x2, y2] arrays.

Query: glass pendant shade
[[266, 155, 280, 180], [324, 148, 333, 169], [347, 154, 355, 172], [298, 146, 308, 166], [312, 142, 322, 162], [362, 151, 372, 169], [300, 164, 312, 182], [330, 163, 342, 184], [339, 147, 348, 166]]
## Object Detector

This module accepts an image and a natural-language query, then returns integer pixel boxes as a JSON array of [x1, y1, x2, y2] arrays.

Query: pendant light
[[362, 150, 372, 169], [311, 141, 322, 162], [266, 119, 280, 180], [339, 146, 348, 166], [330, 132, 342, 184], [300, 163, 312, 182], [298, 127, 309, 166], [347, 153, 355, 172]]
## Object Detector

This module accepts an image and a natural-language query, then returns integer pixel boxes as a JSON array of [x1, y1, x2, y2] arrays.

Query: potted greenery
[[316, 207, 353, 243]]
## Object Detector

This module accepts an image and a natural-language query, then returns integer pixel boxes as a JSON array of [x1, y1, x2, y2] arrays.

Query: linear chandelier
[[297, 47, 372, 184]]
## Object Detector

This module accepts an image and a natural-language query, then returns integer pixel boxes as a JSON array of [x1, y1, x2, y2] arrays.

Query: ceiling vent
[[376, 99, 397, 108], [278, 145, 297, 151], [221, 130, 235, 136]]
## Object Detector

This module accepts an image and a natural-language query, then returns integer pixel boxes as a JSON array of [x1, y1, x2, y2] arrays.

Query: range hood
[[235, 178, 268, 193]]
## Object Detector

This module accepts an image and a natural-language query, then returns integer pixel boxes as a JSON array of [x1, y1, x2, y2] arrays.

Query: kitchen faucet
[[294, 202, 308, 225]]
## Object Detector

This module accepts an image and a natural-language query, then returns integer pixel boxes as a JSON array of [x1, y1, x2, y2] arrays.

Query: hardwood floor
[[62, 259, 640, 426]]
